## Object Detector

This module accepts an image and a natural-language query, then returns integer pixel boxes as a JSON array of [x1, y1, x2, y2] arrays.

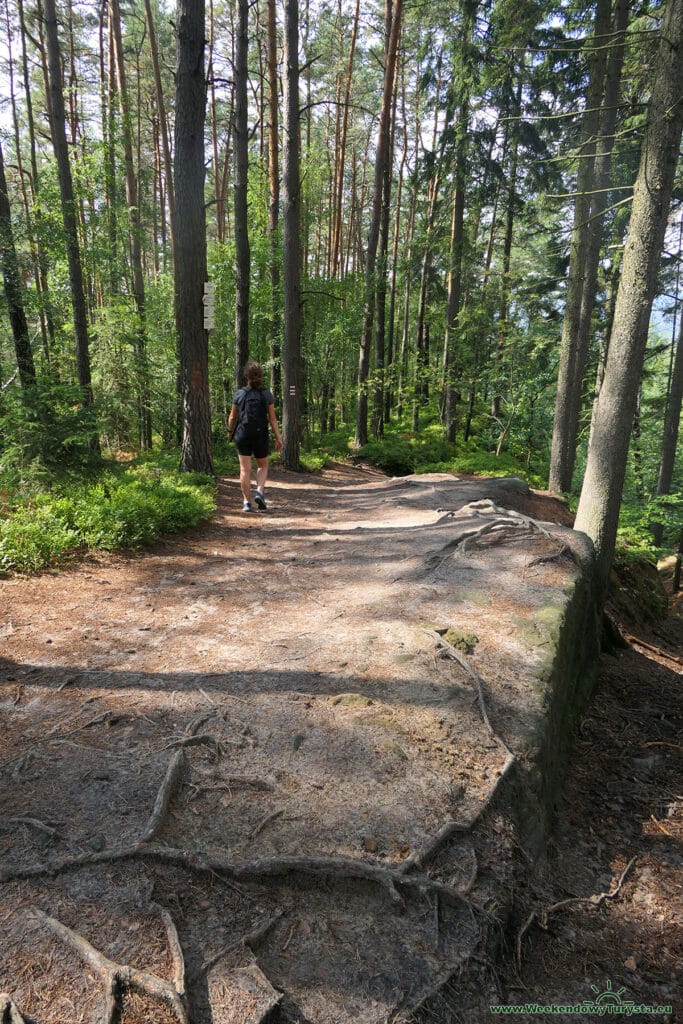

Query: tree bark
[[43, 0, 98, 443], [574, 0, 683, 600], [233, 0, 250, 387], [548, 0, 612, 493], [281, 0, 302, 470], [144, 0, 175, 257], [655, 309, 683, 516], [110, 0, 152, 449], [330, 0, 360, 279], [0, 138, 37, 393], [266, 0, 281, 403], [175, 0, 213, 474], [355, 0, 403, 447]]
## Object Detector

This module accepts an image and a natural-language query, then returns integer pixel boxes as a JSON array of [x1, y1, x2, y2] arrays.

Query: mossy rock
[[380, 739, 408, 760], [330, 693, 374, 708], [371, 713, 408, 734], [444, 628, 479, 654]]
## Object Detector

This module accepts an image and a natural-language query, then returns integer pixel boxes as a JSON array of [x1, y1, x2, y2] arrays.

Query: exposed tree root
[[515, 856, 637, 971], [397, 753, 515, 876], [199, 910, 286, 977], [3, 816, 60, 839], [3, 844, 475, 916], [434, 501, 571, 562], [165, 734, 222, 759], [30, 908, 188, 1024], [140, 749, 188, 844], [427, 630, 514, 758], [0, 993, 27, 1024], [158, 907, 186, 999], [397, 633, 517, 876]]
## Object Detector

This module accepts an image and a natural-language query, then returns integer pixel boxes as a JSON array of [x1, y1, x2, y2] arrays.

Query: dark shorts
[[235, 431, 269, 460]]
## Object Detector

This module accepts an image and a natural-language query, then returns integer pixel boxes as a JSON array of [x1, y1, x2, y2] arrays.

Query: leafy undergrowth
[[0, 460, 216, 575]]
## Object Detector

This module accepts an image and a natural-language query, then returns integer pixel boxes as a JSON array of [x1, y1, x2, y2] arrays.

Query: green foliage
[[0, 378, 100, 479], [0, 505, 80, 573], [0, 459, 216, 575], [617, 491, 683, 554]]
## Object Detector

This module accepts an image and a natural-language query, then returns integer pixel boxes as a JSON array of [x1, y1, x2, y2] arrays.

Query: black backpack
[[236, 387, 268, 437]]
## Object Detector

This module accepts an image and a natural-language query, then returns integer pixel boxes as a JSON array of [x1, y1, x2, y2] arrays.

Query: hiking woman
[[228, 361, 283, 512]]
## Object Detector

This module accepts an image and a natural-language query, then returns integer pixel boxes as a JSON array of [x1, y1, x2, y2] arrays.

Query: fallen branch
[[624, 635, 683, 668], [649, 814, 673, 837], [31, 909, 188, 1024], [140, 749, 188, 844], [515, 856, 637, 971], [0, 993, 27, 1024]]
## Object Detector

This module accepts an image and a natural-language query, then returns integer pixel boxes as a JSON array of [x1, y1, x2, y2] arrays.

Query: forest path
[[0, 464, 599, 1023]]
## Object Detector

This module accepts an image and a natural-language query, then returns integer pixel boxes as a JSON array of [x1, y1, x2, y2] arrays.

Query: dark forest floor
[[494, 569, 682, 1022]]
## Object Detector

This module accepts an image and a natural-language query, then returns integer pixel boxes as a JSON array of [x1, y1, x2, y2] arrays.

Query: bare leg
[[255, 457, 269, 495], [238, 454, 252, 502]]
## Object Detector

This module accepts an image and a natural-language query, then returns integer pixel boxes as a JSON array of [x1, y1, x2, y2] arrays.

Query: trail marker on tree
[[203, 281, 215, 332]]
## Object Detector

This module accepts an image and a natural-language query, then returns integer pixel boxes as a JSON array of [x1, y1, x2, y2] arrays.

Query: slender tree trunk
[[0, 138, 37, 393], [18, 0, 54, 360], [549, 0, 612, 492], [144, 0, 175, 257], [355, 0, 403, 447], [266, 0, 281, 403], [281, 0, 302, 470], [442, 27, 475, 442], [575, 0, 683, 600], [654, 302, 683, 539], [110, 0, 152, 449], [371, 2, 399, 438], [331, 0, 360, 279], [44, 0, 98, 444], [175, 0, 213, 474], [490, 79, 520, 423], [233, 0, 250, 386]]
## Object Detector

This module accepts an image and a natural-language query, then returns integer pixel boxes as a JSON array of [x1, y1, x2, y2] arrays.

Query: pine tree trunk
[[574, 0, 683, 600], [331, 0, 361, 279], [110, 0, 152, 449], [144, 0, 175, 257], [0, 138, 37, 393], [175, 0, 213, 474], [655, 309, 683, 524], [233, 0, 250, 386], [44, 0, 98, 446], [281, 0, 302, 471], [266, 0, 281, 403], [549, 0, 611, 493], [355, 0, 403, 447]]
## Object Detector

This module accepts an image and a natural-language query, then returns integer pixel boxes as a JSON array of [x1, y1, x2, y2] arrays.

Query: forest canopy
[[0, 0, 681, 584]]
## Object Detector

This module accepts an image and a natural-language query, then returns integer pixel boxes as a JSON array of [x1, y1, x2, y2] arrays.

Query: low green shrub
[[0, 462, 216, 575], [0, 505, 80, 573]]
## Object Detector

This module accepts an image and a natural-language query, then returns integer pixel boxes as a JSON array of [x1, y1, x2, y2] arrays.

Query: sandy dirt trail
[[0, 465, 587, 1023]]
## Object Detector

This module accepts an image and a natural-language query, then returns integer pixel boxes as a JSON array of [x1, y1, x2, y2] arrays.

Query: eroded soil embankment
[[0, 466, 602, 1023]]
